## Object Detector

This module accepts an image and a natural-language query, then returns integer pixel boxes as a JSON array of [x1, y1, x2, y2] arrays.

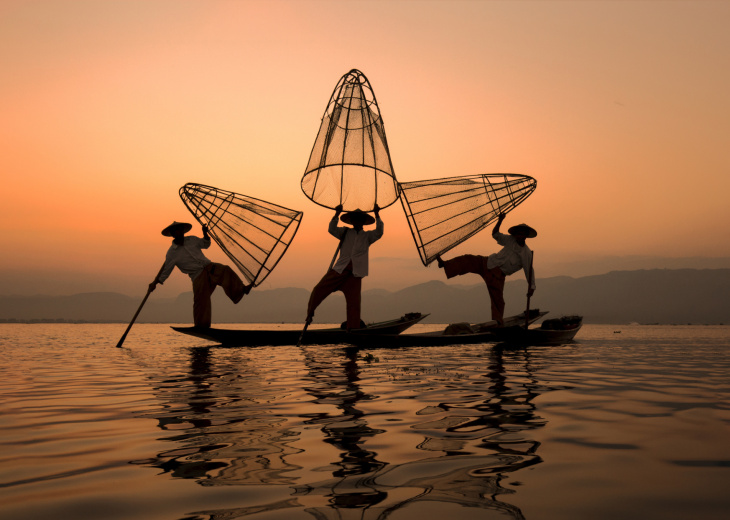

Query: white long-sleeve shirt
[[329, 216, 384, 278], [487, 232, 536, 290], [158, 236, 212, 283]]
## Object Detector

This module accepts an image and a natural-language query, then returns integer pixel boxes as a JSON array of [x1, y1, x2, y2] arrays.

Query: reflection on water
[[131, 342, 562, 519], [2, 324, 730, 520], [132, 347, 303, 486]]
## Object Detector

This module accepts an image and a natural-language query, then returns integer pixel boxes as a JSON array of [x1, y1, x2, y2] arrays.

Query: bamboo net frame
[[399, 174, 537, 266], [179, 183, 303, 287], [301, 69, 399, 212]]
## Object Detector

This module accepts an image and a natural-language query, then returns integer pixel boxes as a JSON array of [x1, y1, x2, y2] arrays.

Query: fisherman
[[149, 221, 252, 328], [436, 213, 536, 326], [306, 204, 383, 330]]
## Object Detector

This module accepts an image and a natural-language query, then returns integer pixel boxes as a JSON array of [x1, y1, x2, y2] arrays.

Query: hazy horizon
[[2, 255, 729, 298], [3, 268, 728, 326]]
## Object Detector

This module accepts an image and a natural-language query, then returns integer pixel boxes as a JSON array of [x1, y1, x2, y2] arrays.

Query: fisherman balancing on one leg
[[306, 204, 383, 330], [436, 213, 536, 326], [148, 221, 252, 328]]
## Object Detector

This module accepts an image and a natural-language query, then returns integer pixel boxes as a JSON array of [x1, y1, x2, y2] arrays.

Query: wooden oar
[[525, 251, 534, 328], [296, 317, 312, 348], [116, 262, 165, 348], [296, 237, 344, 347]]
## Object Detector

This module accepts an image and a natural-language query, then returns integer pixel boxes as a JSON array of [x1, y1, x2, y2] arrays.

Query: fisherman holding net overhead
[[149, 221, 252, 328], [436, 213, 536, 326], [306, 204, 383, 330]]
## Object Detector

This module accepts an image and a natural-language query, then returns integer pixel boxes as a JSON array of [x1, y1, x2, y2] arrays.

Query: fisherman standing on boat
[[149, 222, 252, 328], [436, 213, 535, 326], [306, 204, 383, 330]]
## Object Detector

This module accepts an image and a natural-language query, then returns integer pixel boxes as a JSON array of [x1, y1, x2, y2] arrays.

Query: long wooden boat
[[491, 315, 583, 346], [171, 310, 569, 348], [340, 310, 549, 348], [171, 312, 428, 346]]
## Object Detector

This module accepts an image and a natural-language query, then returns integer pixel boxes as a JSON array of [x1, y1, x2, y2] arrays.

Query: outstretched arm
[[370, 204, 384, 242], [328, 205, 345, 238], [525, 250, 536, 297], [149, 255, 175, 292], [492, 212, 506, 236], [198, 225, 211, 249]]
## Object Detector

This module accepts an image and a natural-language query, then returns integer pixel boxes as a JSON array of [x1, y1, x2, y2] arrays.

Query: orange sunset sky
[[2, 0, 729, 297]]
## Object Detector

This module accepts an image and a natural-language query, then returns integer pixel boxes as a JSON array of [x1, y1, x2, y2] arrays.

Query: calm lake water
[[1, 323, 729, 520]]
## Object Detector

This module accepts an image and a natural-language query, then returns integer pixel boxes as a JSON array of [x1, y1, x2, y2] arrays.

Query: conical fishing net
[[399, 174, 537, 266], [302, 69, 399, 212], [180, 183, 303, 286]]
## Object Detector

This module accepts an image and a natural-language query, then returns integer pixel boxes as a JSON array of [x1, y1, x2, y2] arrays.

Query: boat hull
[[343, 330, 498, 347], [323, 310, 550, 348], [171, 312, 427, 346], [492, 316, 583, 346], [170, 311, 573, 348]]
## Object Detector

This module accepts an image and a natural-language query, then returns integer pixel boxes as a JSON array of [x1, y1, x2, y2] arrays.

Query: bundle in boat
[[301, 69, 399, 212], [399, 173, 537, 266], [179, 183, 303, 286]]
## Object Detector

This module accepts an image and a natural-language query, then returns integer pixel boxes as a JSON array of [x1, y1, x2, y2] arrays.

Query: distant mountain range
[[1, 269, 728, 325]]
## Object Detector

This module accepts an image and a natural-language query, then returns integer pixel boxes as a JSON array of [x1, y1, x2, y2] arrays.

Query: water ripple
[[1, 324, 729, 520]]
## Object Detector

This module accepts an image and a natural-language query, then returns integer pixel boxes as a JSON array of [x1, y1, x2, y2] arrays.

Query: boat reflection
[[131, 343, 550, 519], [131, 346, 303, 485], [291, 346, 389, 512]]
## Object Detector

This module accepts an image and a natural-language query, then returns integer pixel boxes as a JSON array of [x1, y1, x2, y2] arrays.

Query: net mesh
[[180, 183, 303, 286], [301, 69, 399, 212], [399, 174, 537, 266]]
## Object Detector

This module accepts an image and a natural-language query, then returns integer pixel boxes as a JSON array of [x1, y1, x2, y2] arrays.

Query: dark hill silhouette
[[0, 269, 727, 325]]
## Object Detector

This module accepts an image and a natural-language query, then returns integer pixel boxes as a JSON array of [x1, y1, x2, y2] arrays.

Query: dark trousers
[[192, 263, 245, 328], [443, 254, 506, 324], [307, 263, 362, 329]]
